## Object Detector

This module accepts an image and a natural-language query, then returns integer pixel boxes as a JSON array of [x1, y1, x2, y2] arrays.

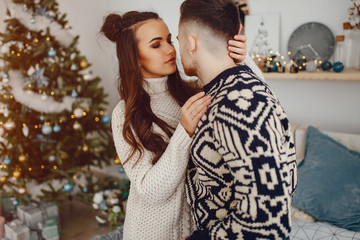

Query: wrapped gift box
[[17, 202, 58, 229], [41, 216, 59, 240], [4, 219, 30, 240], [0, 192, 16, 215]]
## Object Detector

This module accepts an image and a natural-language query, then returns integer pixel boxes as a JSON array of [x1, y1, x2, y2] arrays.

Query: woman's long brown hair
[[101, 12, 200, 166]]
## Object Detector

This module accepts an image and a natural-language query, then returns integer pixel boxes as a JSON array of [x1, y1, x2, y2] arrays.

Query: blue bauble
[[39, 115, 45, 121], [99, 199, 108, 210], [268, 62, 278, 72], [118, 167, 125, 174], [1, 73, 9, 79], [71, 90, 78, 98], [306, 61, 317, 72], [333, 62, 344, 73], [53, 124, 61, 133], [4, 156, 11, 165], [48, 49, 57, 58], [41, 125, 52, 135], [321, 61, 332, 71], [12, 199, 20, 206], [63, 182, 74, 192], [101, 115, 111, 124], [81, 186, 88, 193]]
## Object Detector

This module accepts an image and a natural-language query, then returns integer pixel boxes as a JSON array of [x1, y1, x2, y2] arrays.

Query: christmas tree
[[0, 0, 117, 204]]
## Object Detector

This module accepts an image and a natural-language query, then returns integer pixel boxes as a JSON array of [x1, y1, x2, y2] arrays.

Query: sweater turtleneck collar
[[143, 76, 168, 95]]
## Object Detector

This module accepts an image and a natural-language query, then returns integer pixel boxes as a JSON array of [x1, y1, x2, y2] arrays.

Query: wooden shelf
[[263, 68, 360, 81]]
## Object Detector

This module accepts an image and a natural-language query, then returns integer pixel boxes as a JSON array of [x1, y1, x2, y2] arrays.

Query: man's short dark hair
[[180, 0, 240, 41]]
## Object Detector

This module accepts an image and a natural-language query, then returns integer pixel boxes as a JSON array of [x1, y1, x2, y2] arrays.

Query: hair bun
[[101, 14, 123, 42]]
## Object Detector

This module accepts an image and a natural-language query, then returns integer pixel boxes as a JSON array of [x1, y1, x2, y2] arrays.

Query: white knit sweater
[[111, 55, 264, 240], [111, 76, 193, 240]]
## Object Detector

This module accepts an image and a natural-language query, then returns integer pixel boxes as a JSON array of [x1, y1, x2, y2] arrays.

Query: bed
[[289, 124, 360, 240]]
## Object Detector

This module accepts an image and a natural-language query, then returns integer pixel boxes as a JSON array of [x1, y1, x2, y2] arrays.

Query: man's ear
[[188, 35, 197, 55]]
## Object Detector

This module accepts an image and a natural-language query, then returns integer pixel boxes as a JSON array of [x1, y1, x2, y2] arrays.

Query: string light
[[95, 117, 100, 122]]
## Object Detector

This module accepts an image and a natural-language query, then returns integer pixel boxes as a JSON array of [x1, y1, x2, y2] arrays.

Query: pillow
[[292, 126, 360, 232], [291, 207, 315, 222]]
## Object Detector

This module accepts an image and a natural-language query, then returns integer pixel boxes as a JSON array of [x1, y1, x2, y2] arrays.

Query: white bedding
[[290, 219, 360, 240]]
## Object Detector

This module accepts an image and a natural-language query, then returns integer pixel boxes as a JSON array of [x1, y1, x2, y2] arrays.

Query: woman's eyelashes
[[151, 38, 173, 49]]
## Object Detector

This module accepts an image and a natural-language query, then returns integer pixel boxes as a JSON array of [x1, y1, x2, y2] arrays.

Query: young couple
[[100, 0, 297, 239]]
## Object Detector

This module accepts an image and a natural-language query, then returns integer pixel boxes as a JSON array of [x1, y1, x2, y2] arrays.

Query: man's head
[[178, 0, 240, 76]]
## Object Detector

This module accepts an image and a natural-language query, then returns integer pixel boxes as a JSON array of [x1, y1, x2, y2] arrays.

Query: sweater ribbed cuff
[[171, 123, 192, 148]]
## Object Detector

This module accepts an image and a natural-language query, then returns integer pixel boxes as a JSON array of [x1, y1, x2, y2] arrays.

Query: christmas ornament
[[306, 61, 317, 72], [41, 93, 48, 100], [82, 144, 89, 152], [3, 120, 16, 131], [22, 125, 29, 137], [3, 157, 11, 165], [0, 176, 6, 183], [83, 73, 92, 81], [73, 121, 81, 130], [80, 59, 89, 69], [118, 167, 125, 174], [63, 182, 74, 192], [73, 107, 84, 118], [114, 156, 121, 165], [18, 187, 26, 195], [321, 61, 332, 71], [3, 108, 9, 117], [93, 192, 104, 204], [99, 200, 108, 210], [53, 124, 61, 133], [0, 127, 5, 137], [18, 154, 26, 162], [268, 62, 278, 72], [1, 73, 9, 79], [81, 185, 88, 193], [13, 170, 21, 178], [33, 68, 49, 87], [48, 48, 57, 57], [41, 124, 52, 135], [40, 116, 45, 121], [95, 216, 106, 224], [101, 115, 111, 124], [48, 155, 56, 162], [71, 90, 78, 98], [333, 62, 344, 73], [12, 199, 20, 206], [112, 205, 121, 213]]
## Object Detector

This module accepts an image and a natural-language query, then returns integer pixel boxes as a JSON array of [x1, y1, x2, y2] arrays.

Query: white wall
[[247, 0, 360, 134], [1, 0, 359, 136]]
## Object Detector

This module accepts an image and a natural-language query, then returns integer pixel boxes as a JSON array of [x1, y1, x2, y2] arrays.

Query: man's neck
[[196, 53, 237, 86]]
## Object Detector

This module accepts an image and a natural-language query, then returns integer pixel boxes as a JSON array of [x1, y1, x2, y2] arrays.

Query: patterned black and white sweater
[[186, 65, 298, 240]]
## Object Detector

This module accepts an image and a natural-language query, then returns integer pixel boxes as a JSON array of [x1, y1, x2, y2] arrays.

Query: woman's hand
[[228, 34, 247, 63], [180, 91, 211, 137]]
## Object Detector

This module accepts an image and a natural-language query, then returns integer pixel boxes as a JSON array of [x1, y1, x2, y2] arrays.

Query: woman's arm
[[111, 92, 210, 205]]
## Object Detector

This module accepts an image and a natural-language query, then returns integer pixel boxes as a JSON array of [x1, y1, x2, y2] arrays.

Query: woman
[[100, 11, 264, 240]]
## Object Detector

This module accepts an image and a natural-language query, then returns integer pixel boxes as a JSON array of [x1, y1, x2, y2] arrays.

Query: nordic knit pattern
[[186, 65, 297, 240], [111, 76, 193, 240]]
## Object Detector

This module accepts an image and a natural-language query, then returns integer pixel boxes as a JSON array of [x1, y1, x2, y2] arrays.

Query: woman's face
[[136, 19, 177, 78]]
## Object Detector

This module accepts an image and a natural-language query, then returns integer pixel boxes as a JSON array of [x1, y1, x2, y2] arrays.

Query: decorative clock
[[287, 22, 335, 66]]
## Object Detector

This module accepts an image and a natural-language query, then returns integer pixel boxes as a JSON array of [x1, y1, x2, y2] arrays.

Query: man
[[177, 0, 297, 239]]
